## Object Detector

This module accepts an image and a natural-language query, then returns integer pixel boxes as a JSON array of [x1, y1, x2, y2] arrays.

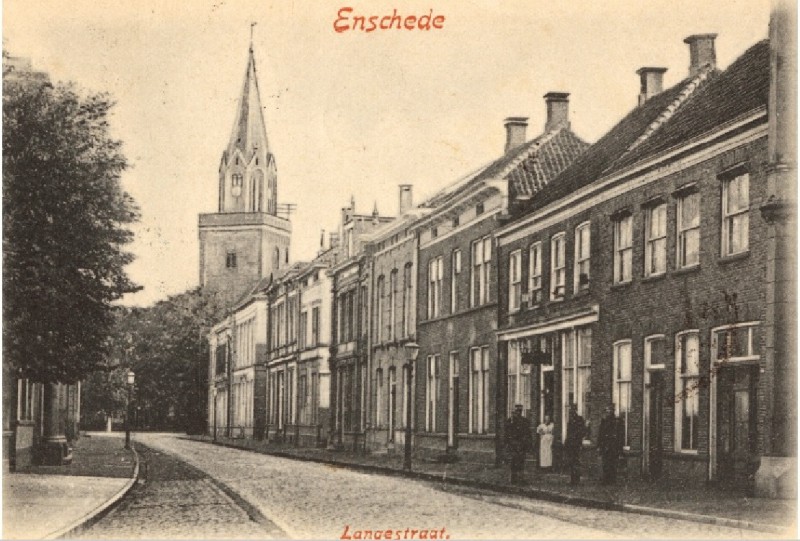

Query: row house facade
[[328, 200, 394, 450], [410, 96, 589, 463], [495, 31, 795, 494]]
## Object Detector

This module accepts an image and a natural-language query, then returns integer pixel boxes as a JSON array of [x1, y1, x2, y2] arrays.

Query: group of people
[[503, 403, 623, 486]]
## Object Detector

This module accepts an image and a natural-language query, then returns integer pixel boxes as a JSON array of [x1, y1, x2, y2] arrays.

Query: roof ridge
[[619, 66, 715, 160]]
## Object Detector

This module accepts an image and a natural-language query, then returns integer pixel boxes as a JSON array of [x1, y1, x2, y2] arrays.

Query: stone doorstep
[[191, 436, 793, 535]]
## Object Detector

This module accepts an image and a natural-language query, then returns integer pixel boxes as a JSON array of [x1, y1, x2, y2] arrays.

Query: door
[[388, 368, 396, 442], [647, 371, 664, 479], [541, 369, 554, 422], [717, 365, 757, 486]]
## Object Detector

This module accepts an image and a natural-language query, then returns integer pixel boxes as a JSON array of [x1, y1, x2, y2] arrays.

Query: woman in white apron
[[537, 415, 554, 469]]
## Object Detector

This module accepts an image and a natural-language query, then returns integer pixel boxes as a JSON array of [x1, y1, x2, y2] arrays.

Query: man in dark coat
[[504, 404, 532, 484], [564, 404, 587, 485], [598, 405, 624, 484]]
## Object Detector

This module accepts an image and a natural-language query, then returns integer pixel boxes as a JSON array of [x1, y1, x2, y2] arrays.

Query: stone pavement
[[190, 434, 797, 536], [3, 434, 136, 540], [77, 442, 280, 540]]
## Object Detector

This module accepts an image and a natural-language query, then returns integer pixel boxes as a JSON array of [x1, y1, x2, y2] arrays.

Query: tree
[[3, 53, 140, 384]]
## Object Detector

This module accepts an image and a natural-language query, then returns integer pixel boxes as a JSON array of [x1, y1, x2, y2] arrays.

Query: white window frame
[[550, 233, 566, 300], [375, 367, 384, 427], [451, 249, 461, 314], [677, 191, 701, 268], [674, 330, 700, 453], [425, 355, 440, 432], [529, 242, 543, 305], [471, 237, 492, 307], [574, 222, 591, 292], [428, 257, 443, 319], [389, 269, 398, 341], [712, 322, 760, 364], [508, 250, 522, 312], [644, 203, 667, 277], [613, 214, 633, 284], [377, 276, 385, 341], [721, 172, 750, 256], [612, 339, 632, 450], [17, 379, 34, 422], [469, 346, 490, 434], [560, 329, 592, 442], [507, 341, 531, 413]]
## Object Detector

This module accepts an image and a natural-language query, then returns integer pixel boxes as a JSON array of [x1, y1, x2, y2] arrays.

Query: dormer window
[[476, 202, 485, 216], [226, 251, 237, 269]]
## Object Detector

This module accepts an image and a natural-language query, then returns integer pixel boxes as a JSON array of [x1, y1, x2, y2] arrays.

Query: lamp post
[[212, 386, 218, 443], [125, 370, 135, 450], [403, 342, 420, 471]]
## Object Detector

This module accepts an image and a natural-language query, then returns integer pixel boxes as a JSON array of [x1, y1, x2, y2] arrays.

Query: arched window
[[274, 247, 280, 269]]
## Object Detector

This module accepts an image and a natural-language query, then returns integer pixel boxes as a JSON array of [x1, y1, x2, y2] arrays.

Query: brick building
[[496, 33, 793, 491], [411, 97, 589, 463]]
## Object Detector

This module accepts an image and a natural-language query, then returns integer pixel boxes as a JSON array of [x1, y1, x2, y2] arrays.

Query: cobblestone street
[[115, 433, 774, 540], [77, 443, 280, 539]]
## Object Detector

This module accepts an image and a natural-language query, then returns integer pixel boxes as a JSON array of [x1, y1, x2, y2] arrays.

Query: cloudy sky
[[5, 0, 770, 306]]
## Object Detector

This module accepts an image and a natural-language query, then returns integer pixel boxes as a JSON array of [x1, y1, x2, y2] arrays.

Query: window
[[529, 242, 543, 304], [299, 311, 308, 349], [675, 331, 700, 451], [311, 372, 320, 423], [232, 173, 243, 187], [428, 257, 443, 318], [677, 191, 700, 268], [722, 172, 749, 256], [714, 323, 759, 362], [613, 340, 632, 448], [431, 226, 438, 239], [402, 264, 413, 336], [377, 276, 385, 341], [388, 367, 397, 441], [298, 373, 308, 424], [17, 379, 34, 422], [645, 203, 667, 276], [507, 341, 531, 413], [508, 250, 522, 312], [426, 356, 440, 432], [550, 233, 566, 300], [469, 346, 490, 433], [471, 237, 492, 306], [451, 250, 461, 314], [389, 270, 398, 340], [226, 251, 237, 269], [561, 328, 592, 440], [311, 306, 320, 346], [574, 222, 591, 291], [645, 335, 666, 369], [613, 214, 633, 283], [476, 202, 484, 215], [376, 368, 384, 427]]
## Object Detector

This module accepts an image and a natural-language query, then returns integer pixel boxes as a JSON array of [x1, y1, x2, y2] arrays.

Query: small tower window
[[232, 174, 243, 187], [226, 251, 237, 269]]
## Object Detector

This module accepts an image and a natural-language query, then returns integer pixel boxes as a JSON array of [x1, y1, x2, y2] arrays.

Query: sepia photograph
[[2, 0, 797, 538]]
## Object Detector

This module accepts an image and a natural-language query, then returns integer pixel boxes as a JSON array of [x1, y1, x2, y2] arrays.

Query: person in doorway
[[598, 405, 624, 485], [564, 404, 587, 485], [504, 404, 532, 484], [536, 415, 554, 470]]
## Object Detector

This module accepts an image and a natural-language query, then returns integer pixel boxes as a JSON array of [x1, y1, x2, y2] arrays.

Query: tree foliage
[[3, 54, 140, 383], [81, 288, 227, 433]]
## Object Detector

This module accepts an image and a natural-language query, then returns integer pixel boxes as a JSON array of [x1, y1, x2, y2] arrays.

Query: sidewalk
[[4, 433, 138, 540], [189, 434, 797, 535]]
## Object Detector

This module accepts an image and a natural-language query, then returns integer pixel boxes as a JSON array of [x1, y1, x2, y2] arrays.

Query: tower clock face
[[232, 185, 242, 197]]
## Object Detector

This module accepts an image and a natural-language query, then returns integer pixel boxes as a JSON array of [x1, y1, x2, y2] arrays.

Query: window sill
[[718, 251, 750, 265], [610, 280, 633, 290], [673, 264, 701, 276], [641, 273, 666, 284], [549, 296, 565, 303], [572, 288, 590, 298]]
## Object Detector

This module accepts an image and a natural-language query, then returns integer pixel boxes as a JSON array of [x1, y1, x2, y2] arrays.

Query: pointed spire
[[225, 42, 270, 163], [372, 201, 379, 217]]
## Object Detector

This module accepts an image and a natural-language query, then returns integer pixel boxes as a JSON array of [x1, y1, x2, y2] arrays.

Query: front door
[[647, 371, 664, 479], [717, 365, 757, 486]]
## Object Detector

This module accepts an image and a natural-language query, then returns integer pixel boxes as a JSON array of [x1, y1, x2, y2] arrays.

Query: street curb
[[46, 443, 141, 540], [192, 437, 789, 535]]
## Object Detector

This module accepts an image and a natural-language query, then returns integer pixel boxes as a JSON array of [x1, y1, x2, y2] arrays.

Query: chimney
[[504, 117, 528, 153], [544, 92, 570, 132], [684, 34, 717, 76], [636, 67, 668, 105], [398, 184, 413, 214], [329, 232, 340, 249]]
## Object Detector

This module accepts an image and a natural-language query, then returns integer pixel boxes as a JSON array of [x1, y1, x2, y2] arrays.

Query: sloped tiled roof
[[422, 127, 589, 209], [612, 40, 769, 171]]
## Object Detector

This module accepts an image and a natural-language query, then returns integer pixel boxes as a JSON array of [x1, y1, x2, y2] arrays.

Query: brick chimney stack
[[398, 184, 413, 214], [637, 67, 668, 106], [684, 33, 718, 76], [504, 117, 528, 154], [544, 92, 570, 132]]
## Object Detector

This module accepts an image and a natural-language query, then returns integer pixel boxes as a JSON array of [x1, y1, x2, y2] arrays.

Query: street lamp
[[125, 370, 135, 450], [403, 342, 420, 471]]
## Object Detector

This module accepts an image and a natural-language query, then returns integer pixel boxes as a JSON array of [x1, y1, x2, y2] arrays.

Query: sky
[[4, 0, 771, 306]]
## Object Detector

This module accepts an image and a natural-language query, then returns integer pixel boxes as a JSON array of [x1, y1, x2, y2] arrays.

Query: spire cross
[[250, 22, 257, 44]]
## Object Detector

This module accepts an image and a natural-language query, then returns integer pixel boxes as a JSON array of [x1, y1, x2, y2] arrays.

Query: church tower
[[198, 43, 291, 307]]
